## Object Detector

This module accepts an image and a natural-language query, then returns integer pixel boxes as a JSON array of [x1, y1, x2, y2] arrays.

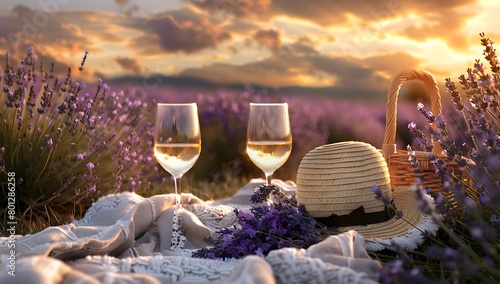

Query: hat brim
[[336, 186, 438, 251]]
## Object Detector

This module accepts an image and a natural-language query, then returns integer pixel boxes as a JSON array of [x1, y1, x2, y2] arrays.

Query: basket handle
[[382, 70, 442, 157]]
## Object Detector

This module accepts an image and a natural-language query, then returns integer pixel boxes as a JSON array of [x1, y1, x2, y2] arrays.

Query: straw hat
[[296, 141, 438, 251]]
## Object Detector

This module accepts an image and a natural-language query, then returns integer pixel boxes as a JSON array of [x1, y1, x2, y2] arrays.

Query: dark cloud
[[305, 52, 421, 90], [253, 29, 281, 52], [296, 36, 315, 44], [405, 0, 475, 11], [115, 0, 130, 6], [270, 0, 370, 26], [287, 42, 319, 55], [179, 54, 306, 86], [0, 5, 87, 53], [251, 29, 319, 55], [128, 8, 231, 54], [284, 36, 326, 56], [190, 0, 406, 25], [10, 5, 32, 17], [226, 45, 238, 54], [179, 62, 295, 87], [190, 0, 271, 17], [0, 5, 127, 57], [115, 56, 142, 73], [150, 15, 230, 53], [307, 55, 388, 91], [114, 0, 140, 16], [0, 6, 94, 82], [269, 0, 475, 26], [54, 11, 126, 43]]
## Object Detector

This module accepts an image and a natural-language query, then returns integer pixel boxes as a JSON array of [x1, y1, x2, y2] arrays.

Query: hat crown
[[296, 141, 392, 218]]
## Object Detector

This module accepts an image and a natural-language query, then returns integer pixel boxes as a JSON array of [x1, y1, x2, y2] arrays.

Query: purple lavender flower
[[412, 185, 434, 215], [371, 184, 392, 206], [488, 216, 500, 235], [79, 51, 88, 71], [445, 78, 464, 111], [407, 122, 434, 152], [417, 103, 436, 124], [378, 258, 433, 284], [406, 145, 421, 173], [394, 210, 403, 219], [193, 194, 321, 259], [250, 184, 281, 203]]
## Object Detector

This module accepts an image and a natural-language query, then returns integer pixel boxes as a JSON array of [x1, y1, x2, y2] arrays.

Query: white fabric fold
[[0, 179, 381, 283]]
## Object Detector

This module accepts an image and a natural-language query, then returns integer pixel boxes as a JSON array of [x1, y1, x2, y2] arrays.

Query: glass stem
[[265, 172, 273, 185], [173, 175, 182, 210]]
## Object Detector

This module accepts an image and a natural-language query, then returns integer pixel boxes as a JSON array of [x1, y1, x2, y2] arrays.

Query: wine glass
[[246, 103, 292, 185], [154, 103, 201, 209]]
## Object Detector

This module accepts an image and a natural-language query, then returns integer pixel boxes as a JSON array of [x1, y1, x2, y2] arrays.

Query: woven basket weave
[[381, 70, 458, 195]]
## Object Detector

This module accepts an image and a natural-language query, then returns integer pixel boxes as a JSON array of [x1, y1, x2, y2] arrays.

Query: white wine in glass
[[246, 103, 292, 185], [154, 103, 201, 208]]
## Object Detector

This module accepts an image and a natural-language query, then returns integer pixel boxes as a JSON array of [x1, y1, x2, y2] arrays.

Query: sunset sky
[[0, 0, 499, 99]]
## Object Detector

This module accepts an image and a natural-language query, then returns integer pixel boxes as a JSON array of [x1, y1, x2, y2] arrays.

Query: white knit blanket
[[0, 180, 381, 283]]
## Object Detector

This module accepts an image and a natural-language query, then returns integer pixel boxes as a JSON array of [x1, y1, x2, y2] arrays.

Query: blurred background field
[[132, 83, 449, 201]]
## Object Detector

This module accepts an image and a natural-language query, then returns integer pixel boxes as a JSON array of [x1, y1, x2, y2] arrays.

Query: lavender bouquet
[[193, 184, 330, 259]]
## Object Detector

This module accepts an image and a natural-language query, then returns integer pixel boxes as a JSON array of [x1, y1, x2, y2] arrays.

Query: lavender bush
[[0, 47, 157, 234], [378, 33, 500, 283]]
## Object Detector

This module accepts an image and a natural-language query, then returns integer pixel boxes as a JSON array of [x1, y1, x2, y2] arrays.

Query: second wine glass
[[154, 103, 201, 209], [246, 103, 292, 185]]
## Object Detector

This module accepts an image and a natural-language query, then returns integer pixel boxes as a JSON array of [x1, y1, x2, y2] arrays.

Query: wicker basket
[[381, 69, 456, 195]]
